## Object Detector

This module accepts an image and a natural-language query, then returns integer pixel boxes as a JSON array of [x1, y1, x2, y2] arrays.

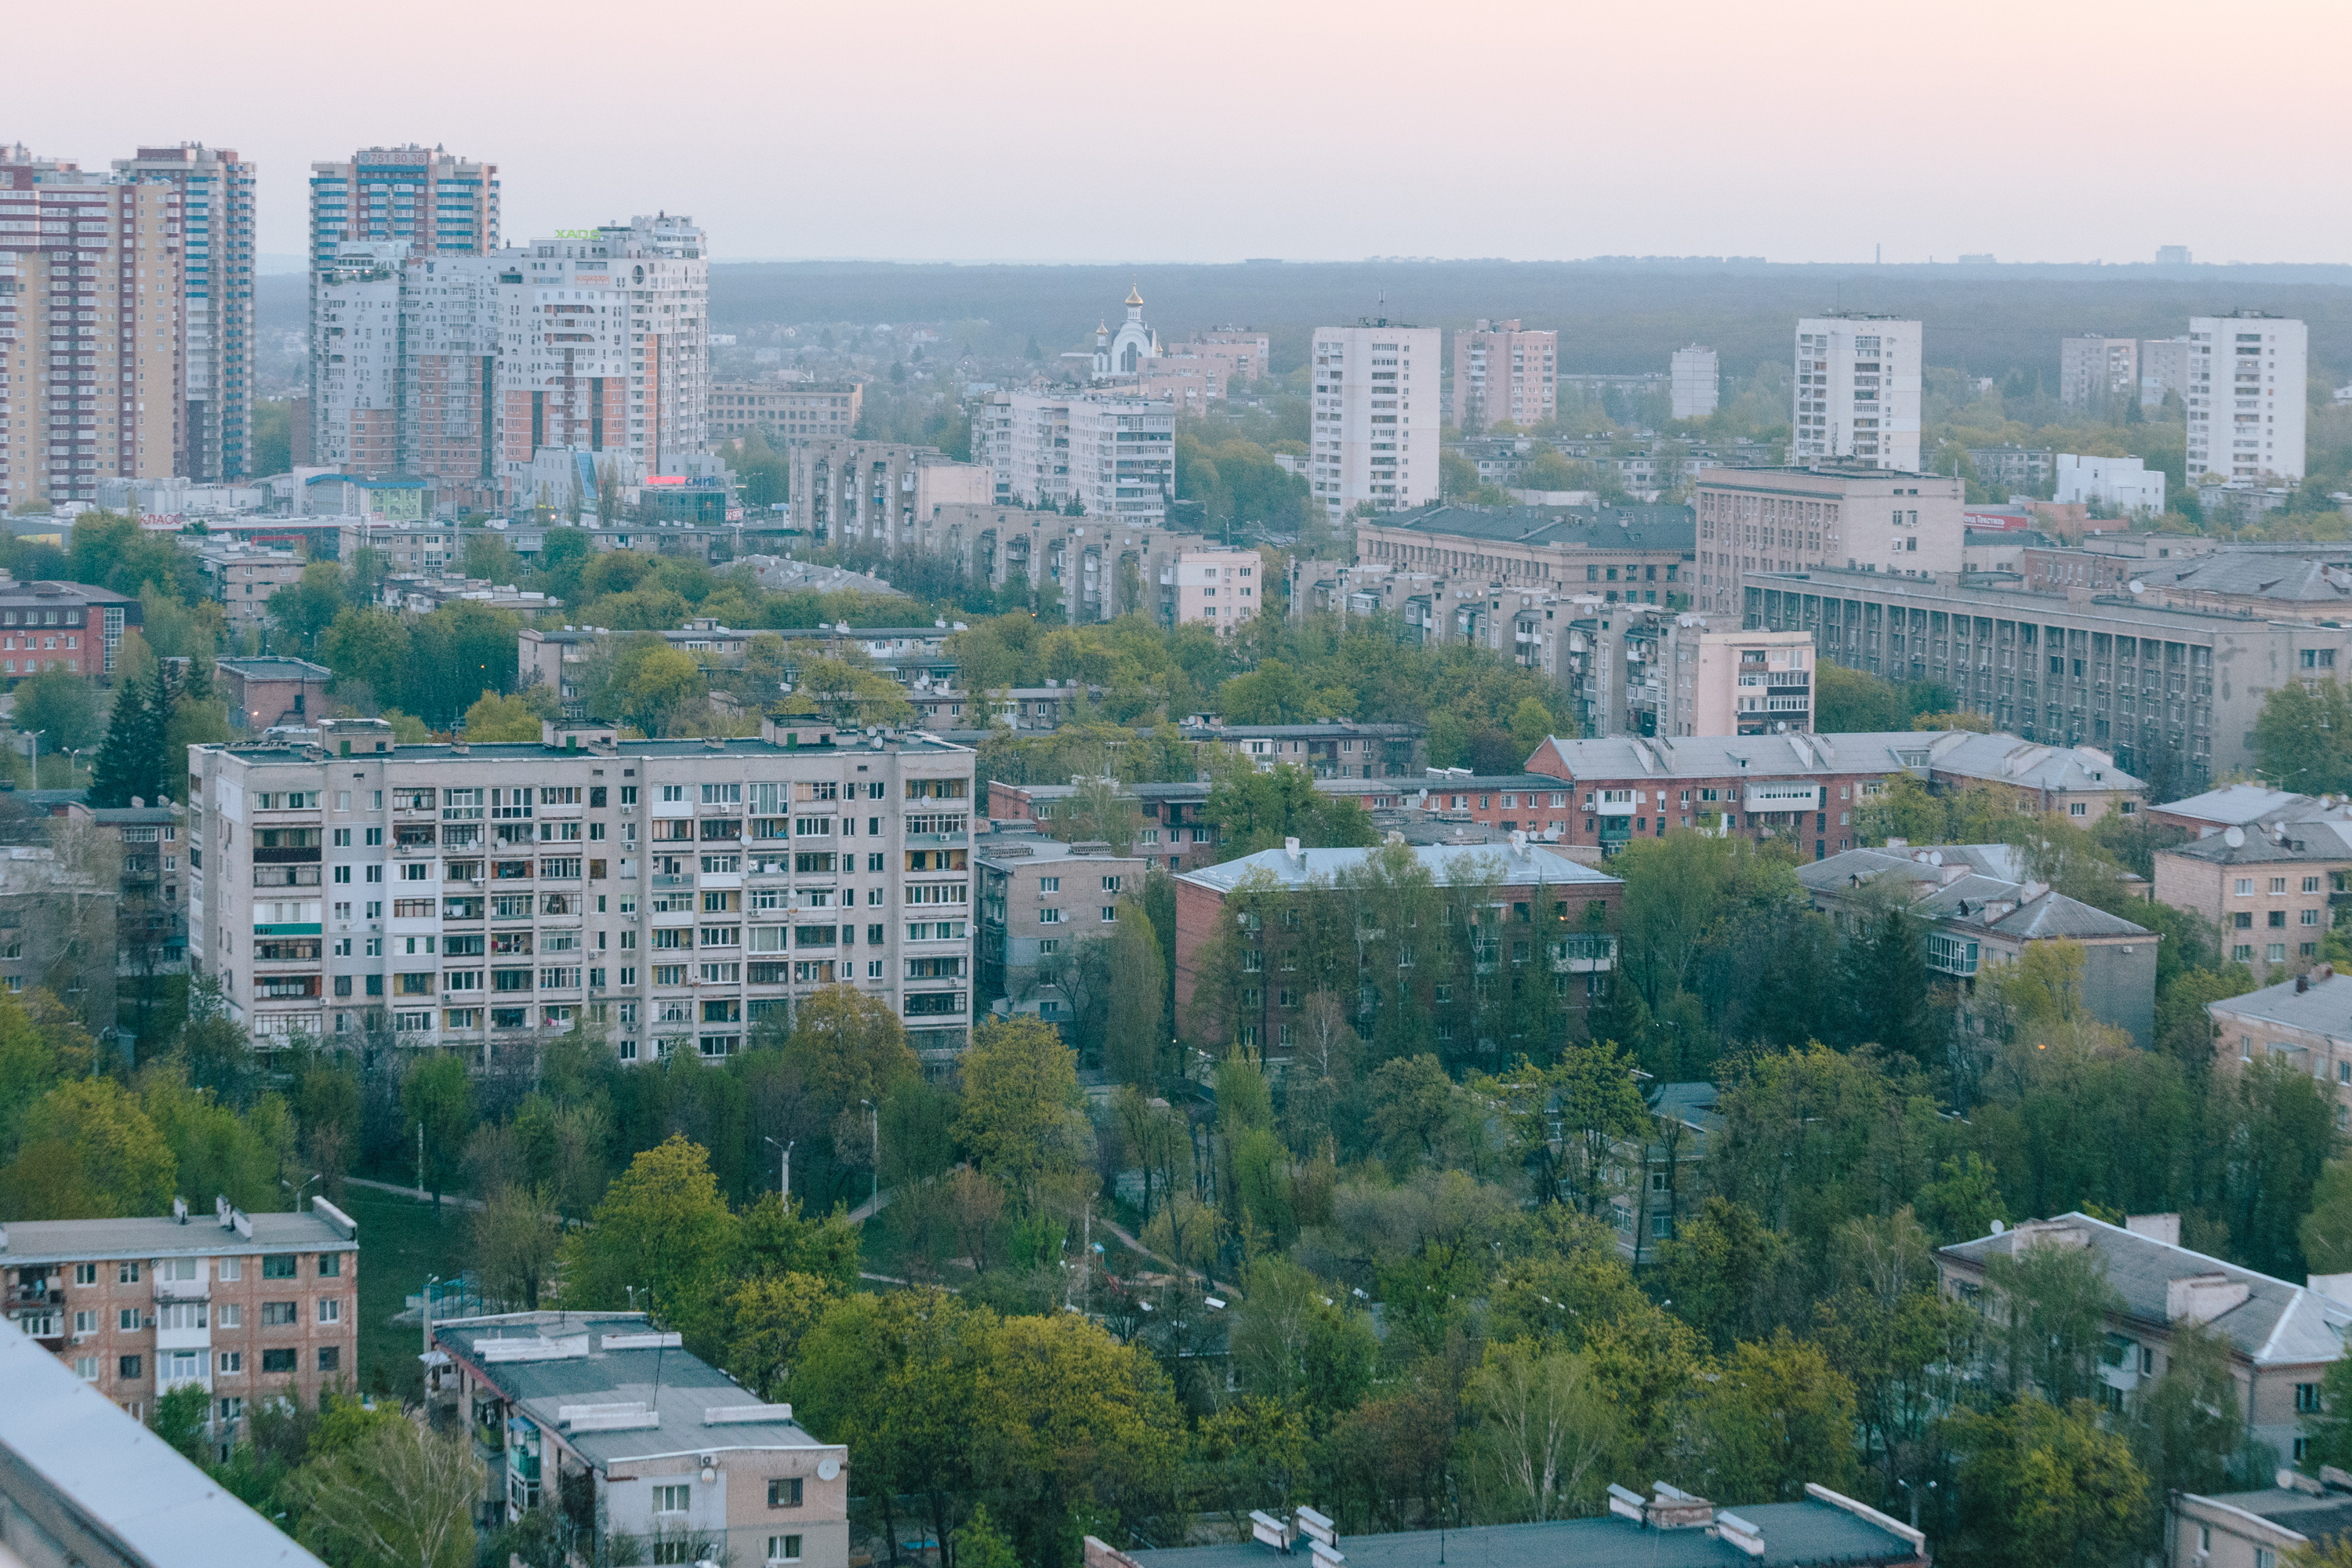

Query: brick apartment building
[[0, 575, 142, 682], [0, 1199, 358, 1432], [216, 657, 333, 733]]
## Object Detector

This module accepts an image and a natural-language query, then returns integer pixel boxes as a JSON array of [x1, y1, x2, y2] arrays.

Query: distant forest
[[258, 260, 2352, 385]]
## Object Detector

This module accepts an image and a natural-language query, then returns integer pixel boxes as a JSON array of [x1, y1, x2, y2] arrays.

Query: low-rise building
[[1179, 719, 1425, 779], [0, 573, 142, 683], [707, 382, 862, 445], [1114, 1481, 1926, 1568], [2056, 452, 2166, 516], [1796, 842, 2159, 1049], [429, 1311, 848, 1568], [1695, 466, 1966, 619], [187, 540, 303, 630], [2169, 1477, 2352, 1568], [975, 831, 1149, 1016], [1937, 1212, 2350, 1464], [1921, 731, 2144, 822], [1171, 837, 1624, 1057], [0, 1199, 358, 1432], [2208, 967, 2352, 1126], [1525, 729, 1962, 861], [217, 657, 333, 735], [1174, 549, 1264, 630], [2154, 815, 2352, 980]]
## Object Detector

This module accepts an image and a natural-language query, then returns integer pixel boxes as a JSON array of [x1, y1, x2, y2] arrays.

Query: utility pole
[[766, 1137, 794, 1202], [859, 1098, 879, 1210], [416, 1122, 425, 1199]]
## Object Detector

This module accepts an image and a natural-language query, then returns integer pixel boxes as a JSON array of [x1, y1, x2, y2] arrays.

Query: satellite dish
[[1928, 851, 1944, 866], [818, 1458, 841, 1482], [2129, 579, 2145, 594], [2224, 826, 2246, 848]]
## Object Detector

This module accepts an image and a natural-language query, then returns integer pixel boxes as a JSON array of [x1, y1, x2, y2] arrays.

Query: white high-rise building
[[312, 243, 407, 474], [1671, 345, 1720, 421], [1310, 322, 1439, 518], [971, 390, 1173, 522], [1791, 315, 1921, 471], [2187, 312, 2307, 483]]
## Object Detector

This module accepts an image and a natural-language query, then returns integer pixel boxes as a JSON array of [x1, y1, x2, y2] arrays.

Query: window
[[74, 1356, 98, 1380], [217, 1258, 241, 1282], [2300, 1381, 2324, 1413], [768, 1478, 804, 1508], [1101, 906, 1117, 922], [318, 1298, 343, 1324], [119, 1308, 140, 1331], [2273, 877, 2290, 895], [75, 1263, 96, 1285], [318, 1347, 340, 1371], [2068, 801, 2086, 816], [118, 1262, 140, 1284], [219, 1351, 242, 1373], [654, 1484, 691, 1515], [119, 1356, 142, 1380], [2237, 878, 2254, 896], [768, 1537, 804, 1563], [74, 1309, 96, 1334]]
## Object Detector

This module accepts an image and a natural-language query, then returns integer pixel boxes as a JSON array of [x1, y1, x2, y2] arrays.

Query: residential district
[[9, 135, 2352, 1568]]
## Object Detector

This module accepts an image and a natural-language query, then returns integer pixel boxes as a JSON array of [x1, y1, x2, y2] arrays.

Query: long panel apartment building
[[189, 716, 976, 1065], [1740, 566, 2352, 793]]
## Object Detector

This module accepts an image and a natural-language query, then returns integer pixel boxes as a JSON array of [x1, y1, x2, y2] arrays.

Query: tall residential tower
[[1450, 319, 1556, 431], [306, 147, 499, 467], [2187, 311, 2306, 483], [1791, 315, 1921, 471], [113, 145, 256, 481], [1311, 322, 1440, 519]]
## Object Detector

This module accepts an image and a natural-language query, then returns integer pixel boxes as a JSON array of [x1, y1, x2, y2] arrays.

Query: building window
[[318, 1348, 340, 1371], [768, 1479, 803, 1508], [768, 1537, 804, 1563], [261, 1254, 298, 1279], [2299, 1381, 2323, 1413], [118, 1356, 142, 1380], [654, 1484, 691, 1515]]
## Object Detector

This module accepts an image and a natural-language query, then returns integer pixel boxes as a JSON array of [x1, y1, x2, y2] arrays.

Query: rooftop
[[1181, 720, 1425, 739], [2147, 552, 2352, 604], [2160, 817, 2352, 866], [1179, 839, 1621, 895], [2207, 967, 2352, 1042], [0, 1203, 357, 1265], [2153, 784, 2321, 827], [1797, 846, 2153, 941], [1126, 1495, 1919, 1568], [1924, 732, 2141, 795], [0, 1320, 325, 1568], [2181, 1485, 2352, 1549], [216, 656, 334, 681], [1531, 730, 1948, 782], [434, 1312, 838, 1472], [1749, 565, 2320, 629], [1370, 502, 1695, 552], [975, 833, 1150, 868], [1940, 1212, 2351, 1367]]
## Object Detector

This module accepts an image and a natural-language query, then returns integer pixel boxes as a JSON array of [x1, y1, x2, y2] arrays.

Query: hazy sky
[[14, 0, 2347, 267]]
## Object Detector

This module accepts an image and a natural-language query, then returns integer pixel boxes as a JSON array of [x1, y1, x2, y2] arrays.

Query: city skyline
[[13, 0, 2352, 267]]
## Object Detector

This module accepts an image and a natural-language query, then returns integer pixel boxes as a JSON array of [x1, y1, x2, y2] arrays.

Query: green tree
[[955, 1015, 1089, 1192], [0, 1076, 176, 1218], [459, 691, 544, 742], [267, 561, 351, 656], [2253, 677, 2352, 797], [2303, 1159, 2352, 1273], [1464, 1341, 1616, 1521], [952, 1504, 1020, 1568], [400, 1054, 474, 1208], [471, 1183, 560, 1310], [320, 607, 412, 708], [1685, 1330, 1859, 1504], [1104, 902, 1169, 1086], [88, 662, 169, 808], [560, 1135, 742, 1353], [2125, 1322, 2251, 1533], [1813, 661, 1906, 733], [1940, 1396, 2150, 1568], [1651, 1196, 1785, 1352], [1204, 763, 1377, 859], [722, 1271, 837, 1402], [1984, 1239, 2122, 1406], [13, 666, 103, 755], [152, 1382, 212, 1463], [291, 1419, 480, 1568]]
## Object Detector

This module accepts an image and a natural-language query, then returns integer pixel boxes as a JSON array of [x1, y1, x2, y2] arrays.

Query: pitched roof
[[2152, 784, 2317, 827], [1926, 732, 2142, 794], [1940, 1213, 2352, 1367], [2156, 552, 2352, 602], [1534, 730, 1944, 782], [2206, 969, 2352, 1042], [1178, 840, 1619, 895], [1798, 844, 2152, 940]]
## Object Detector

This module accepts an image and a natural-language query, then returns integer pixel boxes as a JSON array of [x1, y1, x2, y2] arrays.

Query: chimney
[[1284, 836, 1303, 866], [2166, 1271, 2252, 1324], [1645, 1483, 1715, 1530], [2125, 1213, 2180, 1247]]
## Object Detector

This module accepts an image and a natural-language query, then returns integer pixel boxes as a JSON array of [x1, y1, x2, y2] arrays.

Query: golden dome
[[1125, 285, 1144, 307]]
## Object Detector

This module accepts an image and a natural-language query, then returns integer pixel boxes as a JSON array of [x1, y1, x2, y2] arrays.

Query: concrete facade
[[786, 438, 989, 547], [1450, 319, 1556, 431], [187, 715, 975, 1065], [2189, 312, 2307, 484], [1309, 324, 1440, 520], [1792, 315, 1922, 471], [2154, 822, 2351, 984], [975, 833, 1149, 1017], [1693, 466, 1965, 618]]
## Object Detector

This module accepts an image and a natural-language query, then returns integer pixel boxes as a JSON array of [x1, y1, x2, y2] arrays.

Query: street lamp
[[858, 1098, 878, 1210], [282, 1172, 321, 1212], [764, 1137, 795, 1202]]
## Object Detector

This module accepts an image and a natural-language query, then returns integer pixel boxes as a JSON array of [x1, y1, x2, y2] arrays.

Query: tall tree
[[953, 1015, 1089, 1193], [1104, 901, 1169, 1086], [88, 662, 168, 807], [558, 1134, 741, 1354], [1938, 1396, 2148, 1568]]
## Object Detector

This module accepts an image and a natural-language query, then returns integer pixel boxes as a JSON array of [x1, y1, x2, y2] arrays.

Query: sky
[[12, 0, 2347, 267]]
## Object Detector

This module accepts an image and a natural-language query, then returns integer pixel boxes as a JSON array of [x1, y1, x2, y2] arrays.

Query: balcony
[[1552, 935, 1617, 972]]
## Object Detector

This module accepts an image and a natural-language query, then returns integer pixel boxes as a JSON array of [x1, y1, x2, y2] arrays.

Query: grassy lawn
[[340, 1185, 471, 1402]]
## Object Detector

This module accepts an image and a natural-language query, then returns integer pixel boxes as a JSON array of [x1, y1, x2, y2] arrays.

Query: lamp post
[[764, 1137, 794, 1202], [858, 1099, 878, 1210], [282, 1172, 321, 1212]]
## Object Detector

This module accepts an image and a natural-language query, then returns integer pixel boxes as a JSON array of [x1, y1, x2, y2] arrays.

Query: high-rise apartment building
[[311, 244, 404, 474], [1671, 345, 1720, 421], [188, 715, 976, 1065], [306, 147, 499, 463], [1791, 315, 1921, 471], [969, 390, 1174, 523], [2140, 336, 2191, 407], [0, 146, 191, 511], [114, 145, 256, 483], [1450, 319, 1555, 430], [1310, 322, 1440, 519], [2059, 335, 2138, 409], [2188, 312, 2307, 483]]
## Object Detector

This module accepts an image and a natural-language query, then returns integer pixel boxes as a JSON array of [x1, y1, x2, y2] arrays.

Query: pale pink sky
[[13, 0, 2346, 265]]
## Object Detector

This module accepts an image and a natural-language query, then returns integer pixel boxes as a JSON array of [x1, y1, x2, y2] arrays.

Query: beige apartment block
[[1450, 318, 1557, 431], [1693, 466, 1965, 617], [1173, 549, 1263, 631], [188, 715, 977, 1067], [2155, 819, 2352, 982], [1680, 626, 1813, 736]]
